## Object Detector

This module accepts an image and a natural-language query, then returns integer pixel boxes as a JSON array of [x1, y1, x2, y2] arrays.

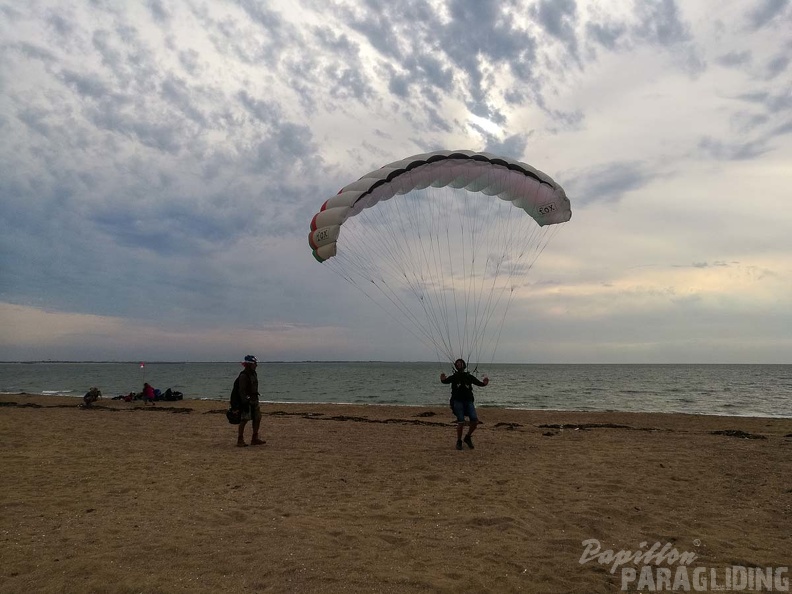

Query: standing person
[[236, 355, 265, 447], [440, 358, 489, 450], [143, 382, 156, 406]]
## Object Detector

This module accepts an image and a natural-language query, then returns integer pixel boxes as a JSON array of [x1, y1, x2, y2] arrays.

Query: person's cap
[[243, 355, 258, 365]]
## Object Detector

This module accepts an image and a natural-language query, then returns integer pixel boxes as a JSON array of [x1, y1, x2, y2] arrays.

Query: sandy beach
[[1, 393, 790, 593]]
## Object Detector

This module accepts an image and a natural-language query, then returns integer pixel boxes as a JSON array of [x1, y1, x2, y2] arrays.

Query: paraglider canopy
[[308, 150, 571, 366]]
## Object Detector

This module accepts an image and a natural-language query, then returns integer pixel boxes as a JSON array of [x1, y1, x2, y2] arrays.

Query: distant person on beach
[[83, 387, 102, 408], [441, 358, 488, 450], [236, 355, 265, 447], [143, 383, 156, 406]]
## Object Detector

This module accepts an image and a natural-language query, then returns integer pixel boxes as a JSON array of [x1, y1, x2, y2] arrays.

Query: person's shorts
[[452, 399, 478, 423], [241, 401, 262, 422]]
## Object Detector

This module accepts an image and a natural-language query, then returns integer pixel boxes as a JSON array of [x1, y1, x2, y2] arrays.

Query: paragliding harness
[[226, 376, 245, 425], [446, 369, 476, 410]]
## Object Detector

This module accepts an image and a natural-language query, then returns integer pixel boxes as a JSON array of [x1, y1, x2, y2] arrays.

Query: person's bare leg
[[237, 420, 248, 446], [251, 416, 265, 445], [456, 423, 464, 449], [464, 420, 478, 449], [467, 420, 478, 437]]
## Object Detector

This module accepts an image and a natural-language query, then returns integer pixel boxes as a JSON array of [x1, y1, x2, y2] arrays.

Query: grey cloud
[[353, 18, 404, 60], [633, 0, 690, 46], [331, 0, 615, 123], [0, 4, 22, 21], [441, 1, 539, 90], [636, 1, 706, 75], [230, 0, 298, 64], [0, 170, 52, 238], [90, 194, 253, 255], [564, 161, 656, 206], [270, 37, 369, 112], [92, 29, 124, 69], [423, 106, 454, 134], [679, 49, 706, 76], [280, 76, 319, 115], [269, 122, 316, 162], [716, 51, 752, 68], [12, 42, 58, 63], [545, 108, 584, 130], [86, 101, 185, 153], [737, 91, 770, 104], [12, 31, 219, 160], [770, 119, 792, 136], [160, 76, 208, 126], [16, 106, 55, 138], [765, 54, 789, 79], [697, 137, 770, 160], [301, 28, 376, 102], [147, 0, 170, 23], [336, 0, 543, 118], [765, 87, 792, 115], [736, 89, 792, 114], [313, 26, 358, 55], [325, 65, 374, 101], [309, 45, 371, 102], [193, 9, 276, 67], [532, 0, 579, 59], [408, 53, 455, 93], [585, 21, 628, 50], [386, 67, 410, 98], [59, 70, 110, 99], [46, 10, 75, 38], [732, 112, 770, 134], [87, 0, 124, 15], [1, 137, 318, 325], [237, 90, 281, 125], [706, 84, 789, 150], [91, 29, 159, 92], [745, 0, 789, 30], [115, 22, 144, 48], [178, 49, 201, 75], [248, 121, 323, 186], [586, 1, 703, 75], [232, 0, 279, 28], [674, 261, 733, 269], [484, 134, 530, 160]]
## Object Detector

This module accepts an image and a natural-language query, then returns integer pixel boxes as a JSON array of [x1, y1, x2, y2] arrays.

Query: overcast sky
[[1, 0, 790, 363]]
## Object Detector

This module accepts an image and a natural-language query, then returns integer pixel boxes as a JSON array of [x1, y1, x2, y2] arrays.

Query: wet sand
[[1, 393, 790, 593]]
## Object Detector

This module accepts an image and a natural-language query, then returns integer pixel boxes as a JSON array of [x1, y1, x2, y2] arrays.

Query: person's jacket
[[238, 367, 259, 404], [441, 370, 485, 403]]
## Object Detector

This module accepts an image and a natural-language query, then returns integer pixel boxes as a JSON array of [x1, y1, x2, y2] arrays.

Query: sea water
[[0, 362, 790, 418]]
